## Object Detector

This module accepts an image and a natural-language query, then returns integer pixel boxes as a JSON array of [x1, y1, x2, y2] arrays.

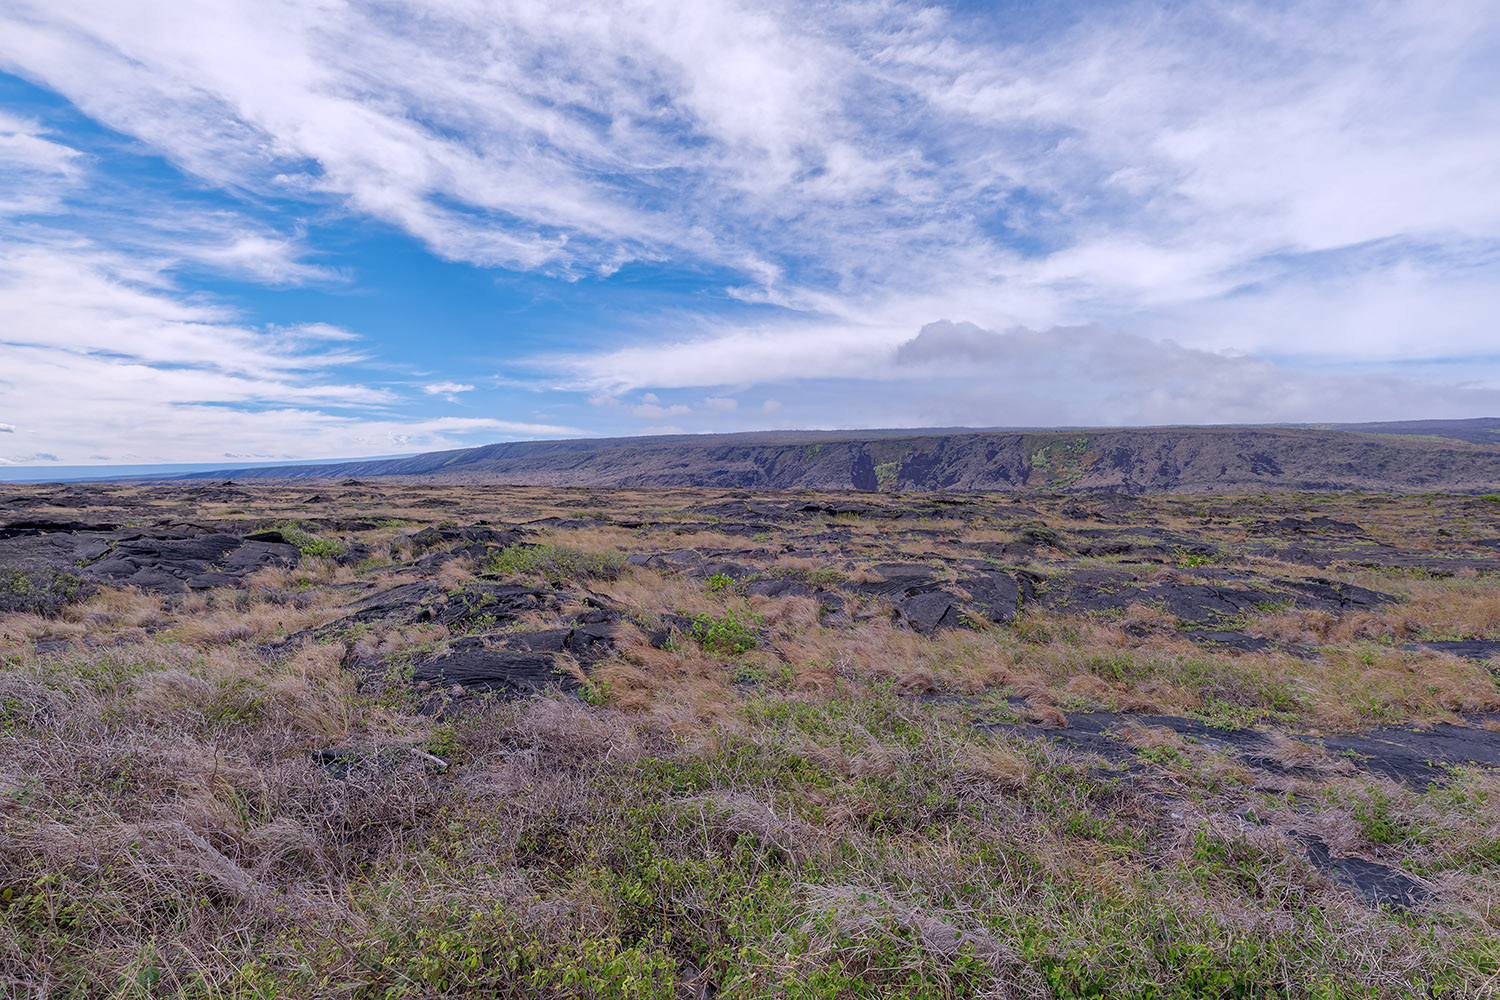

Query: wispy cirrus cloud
[[0, 243, 578, 463], [3, 0, 1495, 363], [0, 110, 84, 215]]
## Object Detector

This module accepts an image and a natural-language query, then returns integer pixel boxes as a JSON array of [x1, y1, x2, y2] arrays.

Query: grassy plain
[[2, 482, 1499, 998]]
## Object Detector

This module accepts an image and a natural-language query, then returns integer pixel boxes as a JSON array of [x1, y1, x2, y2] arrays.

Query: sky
[[1, 0, 1499, 469]]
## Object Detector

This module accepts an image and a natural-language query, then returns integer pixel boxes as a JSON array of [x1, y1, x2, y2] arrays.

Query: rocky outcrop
[[0, 520, 302, 593]]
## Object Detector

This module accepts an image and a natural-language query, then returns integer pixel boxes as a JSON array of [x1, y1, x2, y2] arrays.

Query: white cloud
[[0, 423, 15, 432], [0, 0, 1497, 436], [0, 107, 339, 289], [880, 321, 1500, 426], [170, 229, 341, 285], [0, 243, 577, 463], [423, 381, 476, 396], [541, 317, 903, 392], [536, 317, 1500, 430], [0, 110, 84, 217], [0, 111, 80, 175], [6, 0, 1495, 364], [701, 395, 738, 412], [630, 401, 692, 419], [0, 244, 373, 381]]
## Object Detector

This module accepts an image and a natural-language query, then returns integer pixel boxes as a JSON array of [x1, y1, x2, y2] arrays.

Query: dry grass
[[436, 555, 478, 589], [1258, 732, 1351, 773], [595, 565, 729, 620], [594, 624, 741, 724], [3, 482, 1500, 997]]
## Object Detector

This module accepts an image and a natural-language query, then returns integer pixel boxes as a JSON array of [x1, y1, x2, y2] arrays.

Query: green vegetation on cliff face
[[1025, 435, 1094, 489]]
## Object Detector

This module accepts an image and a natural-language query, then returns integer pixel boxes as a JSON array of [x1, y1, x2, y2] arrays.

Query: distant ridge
[[143, 419, 1500, 494], [1316, 417, 1500, 445]]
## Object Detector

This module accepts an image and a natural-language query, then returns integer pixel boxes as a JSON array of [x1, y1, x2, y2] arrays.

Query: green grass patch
[[483, 543, 627, 584]]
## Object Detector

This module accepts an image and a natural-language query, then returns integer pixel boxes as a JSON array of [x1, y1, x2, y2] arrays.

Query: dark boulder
[[489, 621, 619, 665], [0, 519, 119, 539], [850, 563, 937, 599], [223, 540, 302, 573], [1277, 577, 1393, 611], [895, 588, 971, 633], [404, 525, 527, 553], [1181, 630, 1273, 653]]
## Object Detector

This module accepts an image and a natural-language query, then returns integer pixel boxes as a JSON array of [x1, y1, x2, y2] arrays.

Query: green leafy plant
[[1136, 744, 1182, 766], [689, 607, 764, 654], [705, 572, 734, 592], [278, 523, 344, 560], [579, 677, 611, 706], [1354, 787, 1415, 845]]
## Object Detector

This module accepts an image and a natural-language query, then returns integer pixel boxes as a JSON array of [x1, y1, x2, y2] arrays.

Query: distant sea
[[0, 455, 416, 484]]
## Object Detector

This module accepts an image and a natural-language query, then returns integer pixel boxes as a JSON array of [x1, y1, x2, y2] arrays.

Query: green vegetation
[[0, 566, 93, 616], [1027, 435, 1094, 490], [7, 683, 1497, 997], [484, 543, 627, 583], [689, 607, 764, 654], [278, 522, 345, 559]]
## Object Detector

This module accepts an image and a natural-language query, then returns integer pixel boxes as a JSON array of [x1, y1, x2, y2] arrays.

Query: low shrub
[[279, 523, 344, 560], [689, 607, 764, 654], [0, 566, 95, 616]]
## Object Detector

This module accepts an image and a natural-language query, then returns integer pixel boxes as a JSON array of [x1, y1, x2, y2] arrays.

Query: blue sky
[[2, 0, 1499, 467]]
